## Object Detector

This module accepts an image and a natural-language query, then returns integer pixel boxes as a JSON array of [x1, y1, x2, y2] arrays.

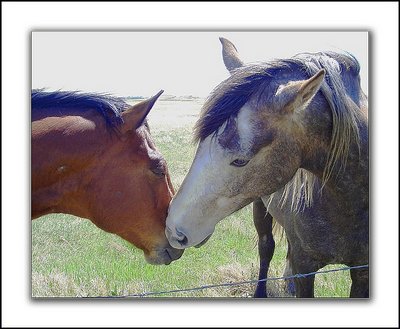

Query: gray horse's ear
[[120, 90, 164, 133], [277, 69, 325, 114], [219, 37, 244, 73]]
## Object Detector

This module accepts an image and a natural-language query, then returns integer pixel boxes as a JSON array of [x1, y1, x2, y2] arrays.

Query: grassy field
[[31, 99, 351, 298]]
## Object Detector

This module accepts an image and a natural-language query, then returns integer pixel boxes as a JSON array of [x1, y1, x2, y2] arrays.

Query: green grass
[[31, 100, 351, 298]]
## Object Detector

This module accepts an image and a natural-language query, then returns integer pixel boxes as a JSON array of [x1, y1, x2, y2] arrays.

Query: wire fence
[[88, 264, 368, 298]]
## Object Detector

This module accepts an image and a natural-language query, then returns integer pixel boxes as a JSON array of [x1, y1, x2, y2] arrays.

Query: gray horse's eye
[[230, 159, 249, 167]]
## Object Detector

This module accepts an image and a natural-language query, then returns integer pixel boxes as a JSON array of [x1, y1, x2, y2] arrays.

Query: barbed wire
[[87, 264, 368, 298]]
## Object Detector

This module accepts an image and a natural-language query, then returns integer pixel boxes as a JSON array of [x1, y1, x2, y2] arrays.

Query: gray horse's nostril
[[175, 229, 188, 246], [166, 226, 189, 248]]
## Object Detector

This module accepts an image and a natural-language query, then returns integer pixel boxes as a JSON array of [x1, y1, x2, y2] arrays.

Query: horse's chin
[[144, 247, 184, 265], [194, 234, 212, 248]]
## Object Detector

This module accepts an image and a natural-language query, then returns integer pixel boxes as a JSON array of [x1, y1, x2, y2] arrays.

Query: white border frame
[[2, 2, 398, 327]]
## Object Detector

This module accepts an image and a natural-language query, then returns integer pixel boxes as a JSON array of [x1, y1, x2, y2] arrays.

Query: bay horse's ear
[[278, 69, 325, 114], [120, 90, 164, 134], [219, 37, 244, 73]]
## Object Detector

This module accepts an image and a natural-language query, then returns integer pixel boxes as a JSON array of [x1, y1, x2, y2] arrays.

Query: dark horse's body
[[232, 39, 369, 298], [228, 38, 369, 298], [165, 38, 368, 298], [32, 90, 183, 265]]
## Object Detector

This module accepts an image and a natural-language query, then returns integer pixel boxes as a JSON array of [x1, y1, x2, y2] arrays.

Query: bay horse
[[165, 38, 369, 297], [32, 89, 184, 265]]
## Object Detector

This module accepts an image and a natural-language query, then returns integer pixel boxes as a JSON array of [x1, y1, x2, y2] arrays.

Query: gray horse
[[166, 37, 369, 298]]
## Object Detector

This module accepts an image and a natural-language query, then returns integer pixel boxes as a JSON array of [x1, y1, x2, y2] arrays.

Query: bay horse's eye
[[230, 159, 249, 167], [151, 166, 166, 177]]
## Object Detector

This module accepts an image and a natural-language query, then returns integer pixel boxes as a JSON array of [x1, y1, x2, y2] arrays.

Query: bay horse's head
[[32, 90, 184, 264], [87, 92, 184, 264]]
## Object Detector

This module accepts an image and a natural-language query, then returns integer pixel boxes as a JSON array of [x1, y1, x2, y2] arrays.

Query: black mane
[[31, 90, 129, 131]]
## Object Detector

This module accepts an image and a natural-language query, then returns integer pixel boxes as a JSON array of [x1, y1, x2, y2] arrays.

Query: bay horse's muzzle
[[145, 246, 184, 265]]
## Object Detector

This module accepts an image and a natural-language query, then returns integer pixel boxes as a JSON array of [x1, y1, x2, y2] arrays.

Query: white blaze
[[166, 103, 256, 248]]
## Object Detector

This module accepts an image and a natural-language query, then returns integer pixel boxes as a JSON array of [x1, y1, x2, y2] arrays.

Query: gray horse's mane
[[295, 51, 362, 184], [279, 52, 364, 212], [196, 51, 364, 212]]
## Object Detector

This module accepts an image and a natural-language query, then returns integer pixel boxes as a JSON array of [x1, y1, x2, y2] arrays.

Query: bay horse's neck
[[31, 109, 110, 219], [300, 95, 369, 207]]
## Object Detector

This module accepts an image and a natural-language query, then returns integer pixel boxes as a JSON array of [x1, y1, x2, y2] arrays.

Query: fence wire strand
[[87, 264, 368, 298]]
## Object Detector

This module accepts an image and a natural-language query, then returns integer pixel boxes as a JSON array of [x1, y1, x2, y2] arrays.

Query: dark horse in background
[[165, 37, 369, 298], [220, 37, 370, 298], [32, 89, 183, 265]]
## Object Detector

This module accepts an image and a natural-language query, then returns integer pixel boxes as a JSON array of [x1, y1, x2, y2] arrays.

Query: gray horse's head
[[166, 38, 325, 249]]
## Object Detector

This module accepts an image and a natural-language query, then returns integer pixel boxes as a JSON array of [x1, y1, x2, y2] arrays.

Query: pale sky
[[32, 31, 368, 98]]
